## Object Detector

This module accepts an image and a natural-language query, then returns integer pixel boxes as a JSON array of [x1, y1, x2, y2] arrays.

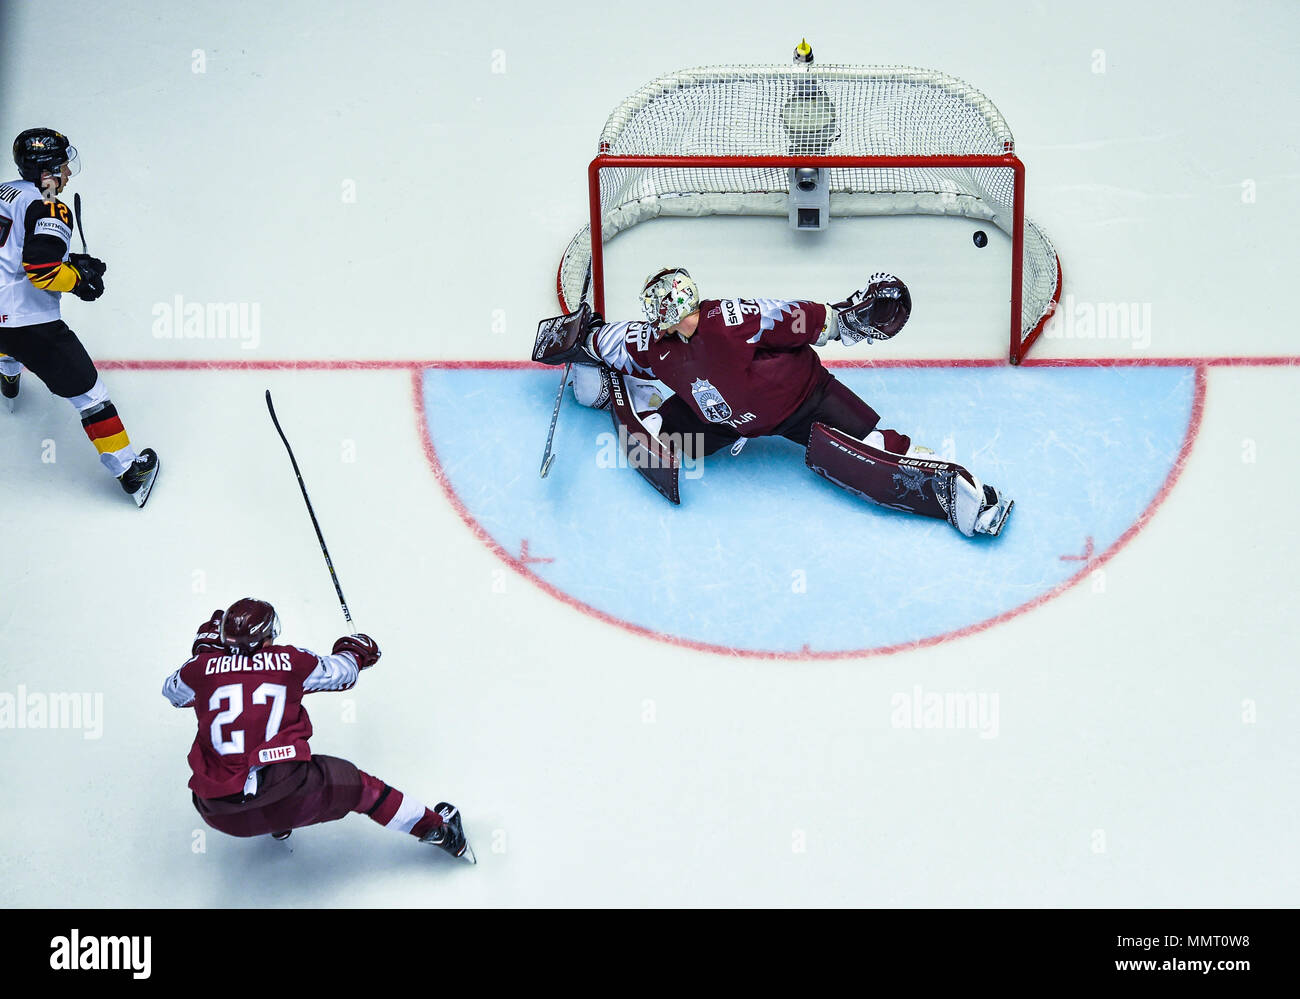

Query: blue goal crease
[[423, 366, 1196, 655]]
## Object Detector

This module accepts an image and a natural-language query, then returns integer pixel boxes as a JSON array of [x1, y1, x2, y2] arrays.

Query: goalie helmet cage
[[556, 64, 1063, 364]]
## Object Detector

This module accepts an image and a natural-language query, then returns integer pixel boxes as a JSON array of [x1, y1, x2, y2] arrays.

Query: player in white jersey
[[0, 128, 158, 507]]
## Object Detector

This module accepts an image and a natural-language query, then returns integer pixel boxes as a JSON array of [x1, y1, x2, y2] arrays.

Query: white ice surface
[[1, 0, 1298, 907]]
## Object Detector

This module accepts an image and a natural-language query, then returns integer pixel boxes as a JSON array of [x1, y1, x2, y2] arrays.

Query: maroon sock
[[355, 769, 443, 838]]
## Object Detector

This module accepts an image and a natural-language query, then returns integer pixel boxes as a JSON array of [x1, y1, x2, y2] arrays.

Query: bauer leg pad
[[805, 422, 1012, 537], [605, 369, 680, 504], [570, 362, 610, 408]]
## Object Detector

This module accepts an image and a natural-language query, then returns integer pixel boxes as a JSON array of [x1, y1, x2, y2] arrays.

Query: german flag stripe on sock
[[82, 405, 131, 455]]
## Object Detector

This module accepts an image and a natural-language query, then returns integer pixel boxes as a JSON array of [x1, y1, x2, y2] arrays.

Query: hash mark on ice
[[519, 539, 554, 565], [1060, 536, 1095, 562]]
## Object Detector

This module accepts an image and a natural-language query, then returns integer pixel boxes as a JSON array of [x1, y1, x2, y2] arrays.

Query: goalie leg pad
[[805, 422, 1012, 537], [571, 362, 610, 408], [605, 369, 681, 504], [572, 366, 666, 413]]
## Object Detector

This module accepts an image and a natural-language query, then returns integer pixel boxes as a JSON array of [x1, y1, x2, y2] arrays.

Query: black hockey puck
[[973, 230, 988, 248]]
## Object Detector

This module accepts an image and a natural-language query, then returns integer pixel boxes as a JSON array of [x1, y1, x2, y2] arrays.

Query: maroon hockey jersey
[[592, 298, 830, 436], [162, 644, 358, 799]]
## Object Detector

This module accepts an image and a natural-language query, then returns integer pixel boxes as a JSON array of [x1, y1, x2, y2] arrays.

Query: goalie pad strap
[[805, 421, 971, 526], [605, 369, 680, 505]]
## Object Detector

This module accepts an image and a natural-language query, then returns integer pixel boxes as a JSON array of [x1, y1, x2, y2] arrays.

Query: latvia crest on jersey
[[690, 378, 733, 423]]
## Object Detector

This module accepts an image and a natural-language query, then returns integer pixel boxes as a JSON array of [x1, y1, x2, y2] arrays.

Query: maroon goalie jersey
[[591, 298, 830, 435], [161, 645, 359, 799]]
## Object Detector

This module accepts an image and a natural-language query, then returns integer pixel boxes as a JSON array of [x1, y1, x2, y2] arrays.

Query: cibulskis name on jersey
[[202, 650, 295, 675]]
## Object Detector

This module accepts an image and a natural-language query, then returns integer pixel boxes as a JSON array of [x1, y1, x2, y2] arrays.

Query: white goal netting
[[558, 64, 1061, 355]]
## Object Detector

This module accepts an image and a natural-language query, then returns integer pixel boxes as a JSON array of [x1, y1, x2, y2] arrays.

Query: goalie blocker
[[532, 302, 595, 365], [533, 307, 680, 502], [806, 423, 1013, 538]]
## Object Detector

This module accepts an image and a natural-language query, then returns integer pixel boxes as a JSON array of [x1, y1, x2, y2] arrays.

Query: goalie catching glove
[[821, 273, 911, 345]]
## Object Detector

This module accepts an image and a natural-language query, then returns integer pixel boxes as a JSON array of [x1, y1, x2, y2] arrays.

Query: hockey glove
[[831, 273, 911, 345], [333, 633, 381, 670], [532, 303, 602, 366], [192, 610, 225, 655], [69, 253, 107, 302]]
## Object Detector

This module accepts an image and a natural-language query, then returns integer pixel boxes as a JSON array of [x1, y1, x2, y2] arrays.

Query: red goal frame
[[563, 151, 1062, 365]]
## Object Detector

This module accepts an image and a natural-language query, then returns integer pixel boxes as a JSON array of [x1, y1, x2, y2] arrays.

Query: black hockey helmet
[[12, 127, 80, 184], [220, 598, 280, 653]]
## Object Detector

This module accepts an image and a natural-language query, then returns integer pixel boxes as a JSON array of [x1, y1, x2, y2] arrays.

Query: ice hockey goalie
[[533, 267, 1012, 537]]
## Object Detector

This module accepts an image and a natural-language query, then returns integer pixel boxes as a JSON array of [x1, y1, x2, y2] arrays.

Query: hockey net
[[557, 64, 1062, 363]]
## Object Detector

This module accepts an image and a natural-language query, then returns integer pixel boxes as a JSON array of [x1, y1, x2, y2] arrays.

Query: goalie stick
[[539, 363, 569, 478], [265, 390, 355, 627], [538, 264, 592, 477]]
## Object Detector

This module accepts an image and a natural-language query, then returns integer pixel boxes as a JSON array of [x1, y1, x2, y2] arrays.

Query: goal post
[[557, 63, 1062, 364]]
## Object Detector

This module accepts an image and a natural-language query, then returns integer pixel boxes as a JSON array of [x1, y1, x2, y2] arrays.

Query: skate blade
[[131, 461, 160, 509], [539, 453, 556, 478], [460, 839, 477, 865]]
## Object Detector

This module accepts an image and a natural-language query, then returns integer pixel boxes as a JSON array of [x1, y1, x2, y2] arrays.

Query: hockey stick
[[538, 362, 570, 478], [538, 263, 592, 478], [73, 192, 87, 253], [265, 390, 354, 628]]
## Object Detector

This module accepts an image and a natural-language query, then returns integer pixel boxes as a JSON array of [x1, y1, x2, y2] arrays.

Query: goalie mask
[[641, 267, 700, 335]]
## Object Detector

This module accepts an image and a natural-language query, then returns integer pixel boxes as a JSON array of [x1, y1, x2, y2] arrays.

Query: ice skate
[[118, 448, 160, 508], [420, 802, 476, 863], [1, 371, 18, 413]]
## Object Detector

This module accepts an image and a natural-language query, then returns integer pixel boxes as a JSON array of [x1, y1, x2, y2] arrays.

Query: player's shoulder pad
[[175, 652, 205, 682], [619, 320, 657, 355], [707, 298, 756, 328], [286, 645, 329, 667], [0, 181, 29, 206], [25, 196, 74, 243]]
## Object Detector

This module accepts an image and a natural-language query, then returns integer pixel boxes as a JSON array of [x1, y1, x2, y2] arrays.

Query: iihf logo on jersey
[[690, 378, 733, 423]]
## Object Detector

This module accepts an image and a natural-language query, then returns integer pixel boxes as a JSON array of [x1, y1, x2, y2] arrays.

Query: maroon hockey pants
[[192, 754, 438, 840], [657, 369, 881, 457]]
